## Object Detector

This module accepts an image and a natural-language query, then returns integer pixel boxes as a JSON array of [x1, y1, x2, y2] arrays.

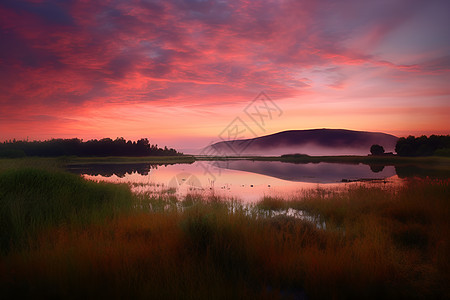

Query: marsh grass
[[0, 162, 449, 299], [0, 157, 65, 172], [0, 168, 133, 251]]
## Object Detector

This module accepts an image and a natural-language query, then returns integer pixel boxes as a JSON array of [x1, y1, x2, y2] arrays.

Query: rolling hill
[[203, 129, 398, 156]]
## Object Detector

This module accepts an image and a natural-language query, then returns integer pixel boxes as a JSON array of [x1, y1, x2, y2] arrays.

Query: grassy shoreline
[[0, 159, 449, 298]]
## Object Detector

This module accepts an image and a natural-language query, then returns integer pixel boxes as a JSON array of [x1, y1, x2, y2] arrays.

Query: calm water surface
[[68, 161, 402, 202]]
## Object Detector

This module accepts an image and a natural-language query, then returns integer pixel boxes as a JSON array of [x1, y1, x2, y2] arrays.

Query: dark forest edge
[[395, 135, 450, 157], [0, 137, 183, 158]]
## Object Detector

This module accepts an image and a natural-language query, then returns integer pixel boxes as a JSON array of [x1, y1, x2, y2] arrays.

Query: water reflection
[[394, 164, 450, 179], [212, 160, 395, 183], [68, 160, 449, 203], [68, 160, 449, 184], [369, 164, 385, 173], [68, 160, 440, 202], [69, 163, 152, 177], [68, 163, 183, 177]]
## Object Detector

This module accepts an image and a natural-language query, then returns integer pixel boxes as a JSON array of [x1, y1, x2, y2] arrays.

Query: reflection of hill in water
[[213, 161, 396, 183], [67, 161, 449, 182], [68, 163, 157, 177]]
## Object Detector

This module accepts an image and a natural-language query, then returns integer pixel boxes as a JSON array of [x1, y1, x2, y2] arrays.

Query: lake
[[66, 160, 429, 202]]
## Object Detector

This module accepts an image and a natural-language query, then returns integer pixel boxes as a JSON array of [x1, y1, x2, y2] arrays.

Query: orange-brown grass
[[0, 168, 449, 299]]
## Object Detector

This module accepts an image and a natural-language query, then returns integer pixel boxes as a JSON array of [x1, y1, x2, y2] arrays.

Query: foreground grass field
[[0, 159, 449, 299]]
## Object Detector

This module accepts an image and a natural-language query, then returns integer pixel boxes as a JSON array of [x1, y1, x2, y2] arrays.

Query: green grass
[[0, 160, 449, 299], [0, 157, 65, 172], [0, 168, 133, 252]]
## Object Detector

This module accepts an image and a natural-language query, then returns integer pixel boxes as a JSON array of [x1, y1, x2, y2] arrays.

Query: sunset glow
[[1, 0, 449, 150]]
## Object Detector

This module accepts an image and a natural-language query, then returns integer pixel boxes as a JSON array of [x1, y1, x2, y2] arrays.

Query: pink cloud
[[0, 0, 449, 143]]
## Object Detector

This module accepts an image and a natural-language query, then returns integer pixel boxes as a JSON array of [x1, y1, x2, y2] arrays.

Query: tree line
[[395, 135, 450, 157], [0, 138, 182, 157]]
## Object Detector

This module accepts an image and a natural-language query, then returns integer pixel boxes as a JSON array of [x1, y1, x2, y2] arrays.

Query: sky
[[0, 0, 449, 150]]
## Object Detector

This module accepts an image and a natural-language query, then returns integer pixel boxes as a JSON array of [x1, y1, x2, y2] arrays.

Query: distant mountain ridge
[[204, 129, 398, 156]]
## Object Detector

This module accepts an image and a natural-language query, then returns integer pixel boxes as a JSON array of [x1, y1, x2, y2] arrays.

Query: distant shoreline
[[195, 154, 450, 165], [3, 154, 449, 167]]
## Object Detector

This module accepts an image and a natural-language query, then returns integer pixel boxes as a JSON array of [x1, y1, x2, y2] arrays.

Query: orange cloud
[[0, 0, 449, 146]]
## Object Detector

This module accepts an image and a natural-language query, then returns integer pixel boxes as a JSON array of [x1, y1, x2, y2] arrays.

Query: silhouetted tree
[[370, 144, 385, 156]]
